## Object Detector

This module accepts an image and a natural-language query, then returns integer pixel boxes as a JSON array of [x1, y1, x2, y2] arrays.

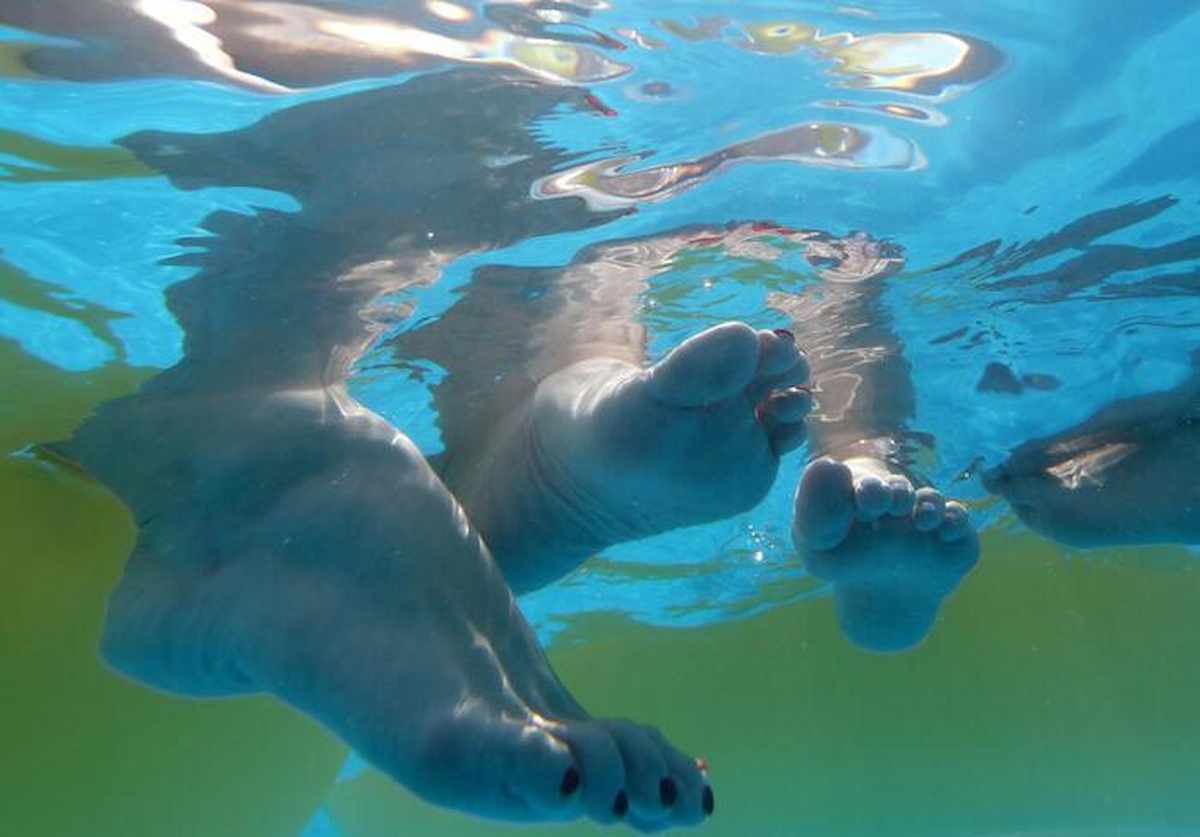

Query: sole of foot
[[791, 456, 979, 653], [533, 321, 811, 534]]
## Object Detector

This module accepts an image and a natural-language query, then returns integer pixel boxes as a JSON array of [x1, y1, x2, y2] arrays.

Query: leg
[[770, 231, 981, 652]]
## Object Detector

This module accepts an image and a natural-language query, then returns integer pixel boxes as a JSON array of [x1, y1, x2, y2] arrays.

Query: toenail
[[560, 767, 580, 796], [702, 786, 715, 816], [613, 790, 629, 817], [659, 777, 678, 807], [772, 328, 795, 341]]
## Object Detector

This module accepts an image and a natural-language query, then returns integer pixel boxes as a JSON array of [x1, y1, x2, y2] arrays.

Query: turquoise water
[[3, 2, 1200, 835]]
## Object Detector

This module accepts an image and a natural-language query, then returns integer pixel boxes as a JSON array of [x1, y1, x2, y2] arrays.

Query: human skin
[[983, 351, 1200, 548], [397, 223, 977, 654], [50, 71, 722, 830], [770, 233, 980, 653]]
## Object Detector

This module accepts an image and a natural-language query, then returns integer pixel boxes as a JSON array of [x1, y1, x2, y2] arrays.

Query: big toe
[[645, 321, 761, 407], [412, 710, 580, 822], [792, 457, 856, 552]]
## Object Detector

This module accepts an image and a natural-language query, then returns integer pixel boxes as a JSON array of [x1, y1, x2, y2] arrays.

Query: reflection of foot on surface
[[791, 456, 979, 653], [78, 391, 711, 831], [488, 322, 811, 590]]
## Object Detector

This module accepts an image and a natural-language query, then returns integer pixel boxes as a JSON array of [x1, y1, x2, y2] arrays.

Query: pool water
[[2, 1, 1199, 835]]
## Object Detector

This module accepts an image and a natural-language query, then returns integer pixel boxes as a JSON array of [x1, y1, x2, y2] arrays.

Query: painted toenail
[[702, 786, 715, 816], [560, 766, 580, 796], [613, 790, 629, 817], [660, 777, 678, 806], [773, 328, 795, 341]]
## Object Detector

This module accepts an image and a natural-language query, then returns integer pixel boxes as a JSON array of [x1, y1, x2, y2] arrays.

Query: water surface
[[2, 1, 1199, 835]]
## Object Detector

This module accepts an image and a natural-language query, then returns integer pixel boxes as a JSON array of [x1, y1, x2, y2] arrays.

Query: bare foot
[[67, 389, 712, 830], [467, 321, 812, 591], [792, 457, 979, 652]]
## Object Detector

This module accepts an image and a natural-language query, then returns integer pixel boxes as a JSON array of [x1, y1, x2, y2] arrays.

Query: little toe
[[761, 387, 813, 456], [886, 475, 915, 517], [747, 339, 810, 402], [755, 328, 801, 377], [912, 486, 945, 532], [641, 727, 710, 827], [793, 457, 856, 552], [645, 322, 761, 407], [854, 475, 893, 521], [937, 501, 972, 543]]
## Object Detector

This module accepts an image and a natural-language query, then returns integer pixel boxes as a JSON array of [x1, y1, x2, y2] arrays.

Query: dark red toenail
[[773, 328, 795, 341], [659, 777, 678, 806], [702, 786, 714, 816], [613, 790, 629, 817], [560, 767, 580, 796]]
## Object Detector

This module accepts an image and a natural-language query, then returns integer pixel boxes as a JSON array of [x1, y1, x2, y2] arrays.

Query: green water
[[5, 336, 1199, 836]]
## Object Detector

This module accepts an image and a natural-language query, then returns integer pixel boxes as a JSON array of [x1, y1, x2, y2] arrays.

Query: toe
[[755, 328, 802, 377], [937, 500, 972, 543], [760, 386, 813, 424], [912, 486, 945, 532], [854, 475, 892, 521], [886, 475, 915, 517], [793, 457, 856, 553], [645, 322, 761, 407], [555, 721, 628, 824], [747, 332, 810, 402], [603, 721, 672, 823], [933, 505, 981, 593], [510, 722, 584, 819], [761, 387, 813, 456], [641, 726, 710, 827]]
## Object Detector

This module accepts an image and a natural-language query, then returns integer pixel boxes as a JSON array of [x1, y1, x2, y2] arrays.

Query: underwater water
[[3, 0, 1200, 835]]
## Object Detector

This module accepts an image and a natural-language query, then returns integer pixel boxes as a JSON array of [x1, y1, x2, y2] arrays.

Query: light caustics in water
[[528, 14, 998, 208], [734, 21, 1001, 98], [582, 221, 905, 286], [1043, 441, 1138, 489], [131, 0, 630, 90], [730, 20, 1002, 124], [533, 121, 924, 209], [134, 0, 288, 91]]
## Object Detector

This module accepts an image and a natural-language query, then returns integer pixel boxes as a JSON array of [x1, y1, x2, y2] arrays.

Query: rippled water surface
[[3, 2, 1200, 836]]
